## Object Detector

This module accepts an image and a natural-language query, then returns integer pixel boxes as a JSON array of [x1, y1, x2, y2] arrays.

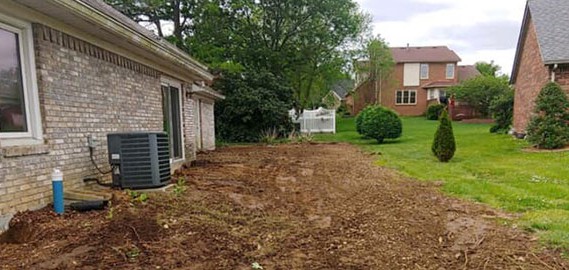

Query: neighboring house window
[[403, 63, 420, 86], [162, 79, 184, 160], [396, 90, 417, 105], [428, 89, 436, 100], [446, 64, 455, 79], [0, 15, 42, 146], [420, 64, 429, 79]]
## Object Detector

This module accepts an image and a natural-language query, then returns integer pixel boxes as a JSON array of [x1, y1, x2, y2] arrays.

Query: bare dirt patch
[[1, 143, 567, 269]]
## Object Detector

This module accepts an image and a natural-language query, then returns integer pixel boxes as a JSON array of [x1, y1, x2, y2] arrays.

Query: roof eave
[[511, 2, 531, 85]]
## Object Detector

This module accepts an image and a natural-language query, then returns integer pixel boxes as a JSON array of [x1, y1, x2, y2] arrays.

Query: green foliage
[[355, 106, 373, 135], [106, 201, 114, 220], [426, 104, 445, 120], [526, 82, 569, 149], [449, 75, 511, 118], [126, 190, 149, 204], [259, 128, 279, 144], [214, 71, 294, 143], [173, 177, 187, 196], [489, 90, 514, 134], [432, 110, 456, 162], [475, 61, 501, 77], [336, 103, 350, 117], [357, 106, 402, 143]]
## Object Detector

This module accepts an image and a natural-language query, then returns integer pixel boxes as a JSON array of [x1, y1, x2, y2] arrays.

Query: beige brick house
[[511, 0, 569, 136], [347, 46, 478, 116], [0, 0, 223, 224]]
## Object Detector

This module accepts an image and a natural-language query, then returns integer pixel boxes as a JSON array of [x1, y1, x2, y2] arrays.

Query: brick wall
[[351, 62, 458, 116], [0, 24, 165, 216], [183, 91, 197, 160], [513, 16, 551, 134]]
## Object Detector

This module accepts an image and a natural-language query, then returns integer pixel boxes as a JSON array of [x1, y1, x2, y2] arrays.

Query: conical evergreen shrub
[[432, 109, 456, 162], [526, 82, 569, 149]]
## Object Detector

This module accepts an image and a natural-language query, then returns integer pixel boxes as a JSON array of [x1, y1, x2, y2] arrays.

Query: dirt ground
[[1, 143, 568, 269]]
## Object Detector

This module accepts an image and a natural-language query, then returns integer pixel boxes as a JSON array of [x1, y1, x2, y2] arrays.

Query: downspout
[[551, 65, 556, 82]]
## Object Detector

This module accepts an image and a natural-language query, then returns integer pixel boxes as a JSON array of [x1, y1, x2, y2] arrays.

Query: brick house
[[511, 0, 569, 136], [346, 46, 479, 116], [0, 0, 223, 223]]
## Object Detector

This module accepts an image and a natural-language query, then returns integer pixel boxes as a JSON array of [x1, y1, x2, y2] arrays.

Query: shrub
[[449, 75, 511, 118], [426, 104, 445, 120], [213, 71, 294, 142], [432, 109, 456, 162], [526, 82, 569, 149], [489, 90, 514, 134], [355, 106, 373, 135], [359, 106, 402, 143]]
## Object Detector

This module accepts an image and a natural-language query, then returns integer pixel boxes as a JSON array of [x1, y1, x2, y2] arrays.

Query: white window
[[446, 64, 455, 79], [403, 63, 420, 86], [0, 14, 42, 146], [420, 64, 429, 79], [428, 89, 436, 100], [396, 90, 417, 105]]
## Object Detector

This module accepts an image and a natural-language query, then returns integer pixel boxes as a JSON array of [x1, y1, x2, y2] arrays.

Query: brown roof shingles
[[457, 65, 481, 82], [391, 46, 461, 63]]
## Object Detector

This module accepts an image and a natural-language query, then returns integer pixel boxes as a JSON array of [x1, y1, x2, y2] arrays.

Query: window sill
[[0, 139, 49, 158], [395, 104, 418, 106]]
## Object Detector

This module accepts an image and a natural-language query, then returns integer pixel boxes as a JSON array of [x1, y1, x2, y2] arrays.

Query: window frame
[[420, 63, 429, 79], [395, 90, 417, 105], [446, 63, 455, 79], [0, 14, 43, 146], [161, 77, 185, 162]]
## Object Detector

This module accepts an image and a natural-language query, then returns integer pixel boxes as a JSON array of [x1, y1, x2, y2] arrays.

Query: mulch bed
[[1, 143, 567, 269]]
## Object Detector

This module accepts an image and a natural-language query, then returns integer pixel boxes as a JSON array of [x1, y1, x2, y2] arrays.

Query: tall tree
[[104, 0, 194, 49], [355, 36, 394, 104], [475, 61, 501, 77]]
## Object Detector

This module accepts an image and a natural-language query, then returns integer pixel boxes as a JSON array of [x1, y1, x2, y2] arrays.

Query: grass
[[316, 116, 569, 250]]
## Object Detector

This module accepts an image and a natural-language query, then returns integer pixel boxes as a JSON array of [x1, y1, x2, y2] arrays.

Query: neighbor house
[[347, 46, 480, 116], [511, 0, 569, 136], [0, 0, 223, 223], [321, 79, 353, 110]]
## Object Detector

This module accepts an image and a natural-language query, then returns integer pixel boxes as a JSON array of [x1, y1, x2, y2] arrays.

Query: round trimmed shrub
[[426, 104, 445, 120], [355, 106, 374, 135], [359, 106, 402, 143], [432, 109, 456, 162], [526, 82, 569, 149]]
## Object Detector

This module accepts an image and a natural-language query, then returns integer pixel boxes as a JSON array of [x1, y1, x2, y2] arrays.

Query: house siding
[[0, 24, 165, 216], [369, 62, 457, 116], [513, 16, 551, 134]]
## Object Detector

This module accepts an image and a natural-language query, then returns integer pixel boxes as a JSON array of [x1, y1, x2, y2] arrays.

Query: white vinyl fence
[[290, 107, 336, 134]]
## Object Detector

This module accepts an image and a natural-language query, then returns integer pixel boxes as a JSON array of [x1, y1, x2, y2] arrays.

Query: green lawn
[[316, 117, 569, 249]]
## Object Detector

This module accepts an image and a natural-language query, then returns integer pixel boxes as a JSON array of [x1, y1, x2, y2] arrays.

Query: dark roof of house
[[390, 46, 461, 63], [512, 0, 569, 82], [331, 80, 354, 99], [528, 0, 569, 64], [457, 65, 481, 82]]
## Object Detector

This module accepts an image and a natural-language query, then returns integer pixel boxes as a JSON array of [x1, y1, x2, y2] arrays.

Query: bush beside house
[[526, 82, 569, 149], [214, 71, 294, 143], [426, 104, 445, 120], [489, 90, 514, 134]]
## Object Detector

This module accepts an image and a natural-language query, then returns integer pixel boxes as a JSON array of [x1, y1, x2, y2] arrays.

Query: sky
[[355, 0, 527, 76]]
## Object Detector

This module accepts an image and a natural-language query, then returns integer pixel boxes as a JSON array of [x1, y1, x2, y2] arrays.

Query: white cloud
[[356, 0, 527, 74]]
